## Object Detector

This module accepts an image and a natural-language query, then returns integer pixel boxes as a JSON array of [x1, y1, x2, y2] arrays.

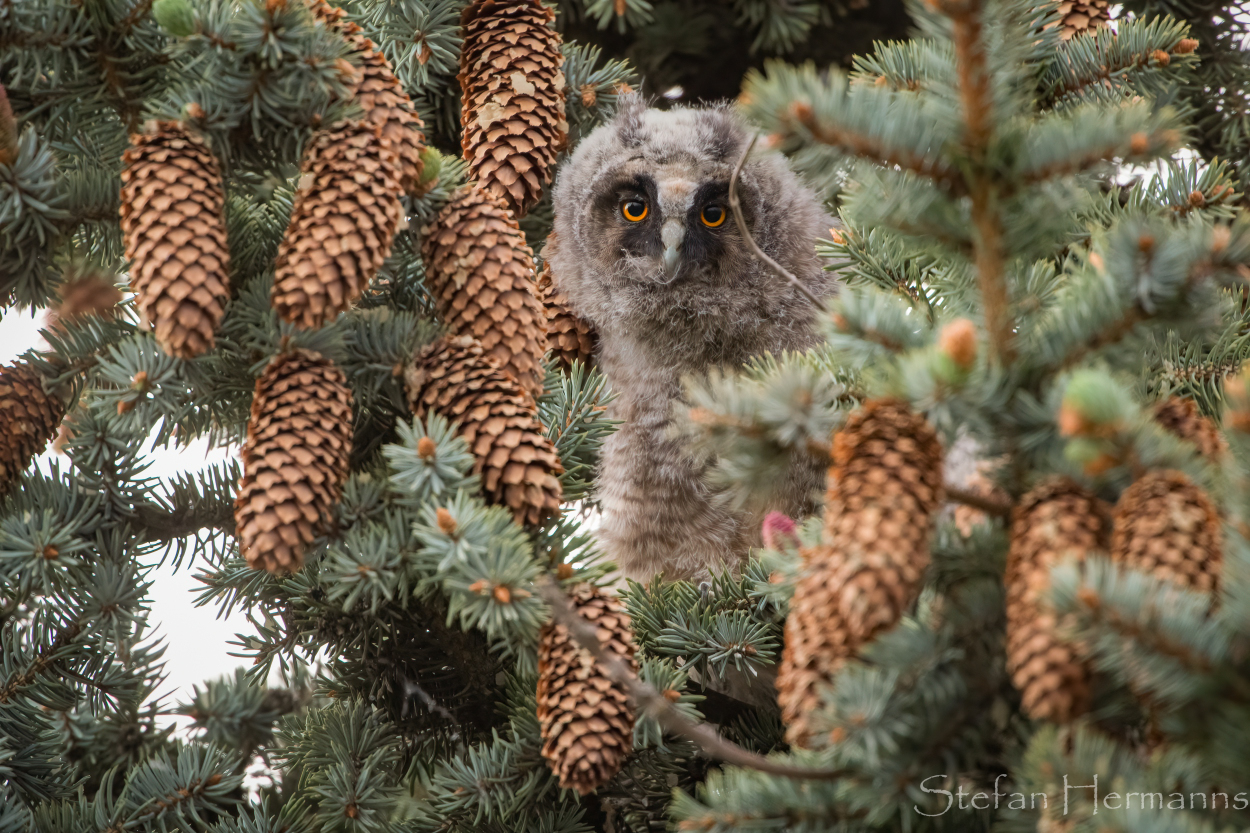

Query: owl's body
[[549, 97, 835, 582]]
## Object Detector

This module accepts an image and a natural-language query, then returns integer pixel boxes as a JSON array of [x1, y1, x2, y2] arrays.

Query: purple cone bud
[[761, 511, 799, 551]]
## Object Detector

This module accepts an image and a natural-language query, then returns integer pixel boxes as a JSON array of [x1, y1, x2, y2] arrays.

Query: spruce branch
[[1058, 305, 1148, 370], [787, 102, 964, 194], [938, 0, 1014, 366], [729, 135, 829, 314], [537, 576, 849, 781], [0, 621, 83, 705]]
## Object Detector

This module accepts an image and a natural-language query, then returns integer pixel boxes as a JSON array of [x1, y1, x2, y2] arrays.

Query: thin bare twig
[[536, 577, 850, 781], [728, 135, 829, 314], [944, 485, 1013, 517]]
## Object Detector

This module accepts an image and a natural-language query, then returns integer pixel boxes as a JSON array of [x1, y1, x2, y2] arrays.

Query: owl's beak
[[661, 219, 684, 275]]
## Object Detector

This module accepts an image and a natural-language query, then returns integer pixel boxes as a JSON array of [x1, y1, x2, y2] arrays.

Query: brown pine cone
[[537, 583, 636, 795], [421, 185, 548, 398], [0, 363, 64, 496], [776, 398, 943, 748], [1051, 0, 1112, 40], [1153, 396, 1226, 463], [1111, 469, 1222, 594], [405, 335, 562, 525], [1005, 478, 1109, 723], [459, 0, 567, 216], [537, 239, 596, 370], [272, 119, 404, 329], [235, 350, 354, 573], [308, 0, 428, 195], [119, 121, 230, 359]]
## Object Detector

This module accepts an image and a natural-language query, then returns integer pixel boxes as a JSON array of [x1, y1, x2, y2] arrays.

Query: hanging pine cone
[[1111, 469, 1223, 594], [776, 397, 943, 748], [272, 119, 404, 329], [1005, 478, 1108, 723], [405, 335, 562, 525], [1052, 0, 1111, 40], [460, 0, 567, 217], [0, 363, 64, 496], [308, 0, 428, 194], [536, 583, 636, 795], [235, 350, 354, 573], [421, 185, 548, 398], [538, 238, 596, 369], [1153, 396, 1226, 463], [119, 121, 230, 359]]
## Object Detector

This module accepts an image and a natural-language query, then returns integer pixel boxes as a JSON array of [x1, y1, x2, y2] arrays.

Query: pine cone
[[272, 119, 404, 329], [1153, 396, 1226, 463], [0, 363, 64, 496], [536, 583, 636, 795], [308, 0, 428, 194], [421, 185, 548, 398], [119, 121, 230, 359], [235, 350, 354, 573], [1052, 0, 1111, 40], [1005, 478, 1108, 723], [1111, 469, 1222, 594], [777, 398, 943, 748], [405, 335, 562, 525], [538, 241, 596, 369], [459, 0, 567, 216]]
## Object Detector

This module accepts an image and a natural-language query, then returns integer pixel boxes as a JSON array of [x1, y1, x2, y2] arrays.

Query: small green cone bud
[[153, 0, 197, 37], [930, 350, 968, 387], [1064, 437, 1119, 476], [1064, 436, 1108, 465], [1058, 369, 1129, 437], [416, 146, 443, 192]]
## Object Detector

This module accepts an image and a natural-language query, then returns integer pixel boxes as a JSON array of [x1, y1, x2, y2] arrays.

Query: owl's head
[[549, 94, 832, 356]]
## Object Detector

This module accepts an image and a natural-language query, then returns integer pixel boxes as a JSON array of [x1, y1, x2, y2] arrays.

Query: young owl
[[548, 95, 837, 582]]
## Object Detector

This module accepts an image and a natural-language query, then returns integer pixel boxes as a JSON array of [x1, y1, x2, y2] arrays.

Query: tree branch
[[536, 577, 850, 781], [790, 108, 965, 195], [945, 484, 1013, 517], [941, 0, 1016, 366], [0, 621, 83, 704], [728, 135, 829, 314]]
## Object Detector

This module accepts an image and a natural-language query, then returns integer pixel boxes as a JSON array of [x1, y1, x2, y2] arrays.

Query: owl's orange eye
[[622, 199, 648, 222], [701, 205, 726, 228]]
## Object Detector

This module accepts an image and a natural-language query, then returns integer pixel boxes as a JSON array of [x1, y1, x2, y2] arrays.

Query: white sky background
[[0, 309, 246, 727]]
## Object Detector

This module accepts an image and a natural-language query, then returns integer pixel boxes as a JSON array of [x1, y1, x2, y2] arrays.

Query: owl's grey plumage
[[549, 95, 836, 582]]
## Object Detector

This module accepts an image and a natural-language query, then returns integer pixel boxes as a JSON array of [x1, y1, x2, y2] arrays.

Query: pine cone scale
[[1005, 477, 1109, 723], [272, 120, 403, 329], [120, 122, 231, 359], [421, 185, 548, 398], [406, 336, 561, 525], [1111, 469, 1223, 594], [235, 350, 354, 573], [537, 584, 636, 795], [777, 398, 943, 748], [459, 0, 566, 216]]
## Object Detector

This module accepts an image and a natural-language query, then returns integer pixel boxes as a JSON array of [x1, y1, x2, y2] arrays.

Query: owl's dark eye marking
[[622, 199, 649, 222], [701, 205, 726, 228]]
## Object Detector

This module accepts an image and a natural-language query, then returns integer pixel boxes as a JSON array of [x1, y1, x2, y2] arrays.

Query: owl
[[548, 95, 837, 582]]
